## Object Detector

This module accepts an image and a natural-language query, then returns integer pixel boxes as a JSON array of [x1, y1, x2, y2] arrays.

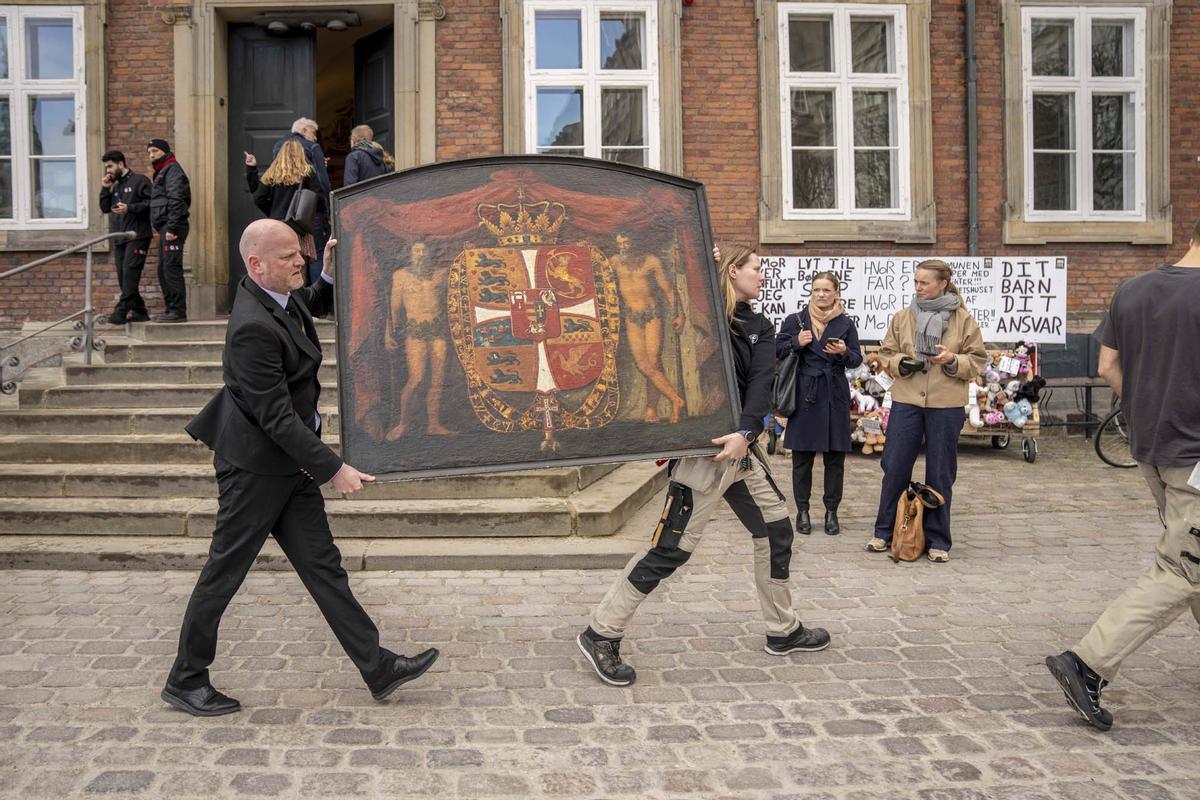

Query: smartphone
[[827, 337, 843, 346]]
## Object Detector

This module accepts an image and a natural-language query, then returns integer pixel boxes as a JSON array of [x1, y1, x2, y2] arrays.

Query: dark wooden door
[[227, 25, 315, 306], [354, 26, 394, 154]]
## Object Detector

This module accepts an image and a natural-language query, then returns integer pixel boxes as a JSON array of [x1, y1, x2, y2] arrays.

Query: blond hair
[[260, 139, 313, 187], [716, 243, 755, 323], [915, 258, 961, 299]]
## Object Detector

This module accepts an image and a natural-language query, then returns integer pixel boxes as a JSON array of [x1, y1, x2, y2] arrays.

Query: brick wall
[[436, 0, 505, 162]]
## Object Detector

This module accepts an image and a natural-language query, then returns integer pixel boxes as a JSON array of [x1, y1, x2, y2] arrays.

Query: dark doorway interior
[[226, 17, 394, 308]]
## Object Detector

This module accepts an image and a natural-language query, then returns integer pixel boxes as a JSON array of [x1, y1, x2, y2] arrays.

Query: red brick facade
[[3, 0, 1198, 325]]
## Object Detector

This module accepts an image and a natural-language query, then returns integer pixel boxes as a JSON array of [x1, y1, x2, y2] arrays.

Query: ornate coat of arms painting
[[332, 156, 739, 480]]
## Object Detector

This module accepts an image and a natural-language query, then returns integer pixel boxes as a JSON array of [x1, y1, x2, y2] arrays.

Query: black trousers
[[791, 450, 846, 511], [110, 238, 149, 319], [168, 457, 385, 689], [157, 231, 187, 314]]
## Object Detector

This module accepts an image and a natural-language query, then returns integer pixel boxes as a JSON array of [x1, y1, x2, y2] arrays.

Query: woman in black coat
[[244, 140, 320, 267], [775, 272, 863, 535]]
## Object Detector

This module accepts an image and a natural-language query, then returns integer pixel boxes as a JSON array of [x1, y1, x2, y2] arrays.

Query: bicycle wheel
[[1094, 409, 1137, 468]]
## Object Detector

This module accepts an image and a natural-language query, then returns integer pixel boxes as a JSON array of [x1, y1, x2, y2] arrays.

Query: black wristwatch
[[737, 429, 756, 443]]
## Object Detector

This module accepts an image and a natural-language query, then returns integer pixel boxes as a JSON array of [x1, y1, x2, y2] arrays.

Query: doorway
[[226, 14, 394, 305]]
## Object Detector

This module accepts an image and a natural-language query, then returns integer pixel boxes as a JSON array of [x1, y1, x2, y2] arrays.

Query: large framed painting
[[331, 155, 739, 480]]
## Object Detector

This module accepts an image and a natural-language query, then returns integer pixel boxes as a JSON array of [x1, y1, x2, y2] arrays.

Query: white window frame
[[522, 0, 661, 169], [778, 2, 911, 221], [0, 4, 87, 230], [1021, 6, 1146, 222]]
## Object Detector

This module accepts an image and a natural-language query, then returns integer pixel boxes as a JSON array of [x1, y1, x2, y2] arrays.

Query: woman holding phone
[[776, 272, 863, 535]]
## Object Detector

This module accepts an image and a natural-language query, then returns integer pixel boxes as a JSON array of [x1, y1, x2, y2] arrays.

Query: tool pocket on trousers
[[670, 456, 721, 495], [651, 482, 693, 550]]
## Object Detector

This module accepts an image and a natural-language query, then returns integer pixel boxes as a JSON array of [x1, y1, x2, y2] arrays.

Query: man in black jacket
[[147, 138, 190, 322], [162, 219, 438, 716], [99, 150, 152, 324]]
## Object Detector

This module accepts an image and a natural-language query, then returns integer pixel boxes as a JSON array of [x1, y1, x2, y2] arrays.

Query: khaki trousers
[[591, 454, 800, 639], [1075, 463, 1200, 681]]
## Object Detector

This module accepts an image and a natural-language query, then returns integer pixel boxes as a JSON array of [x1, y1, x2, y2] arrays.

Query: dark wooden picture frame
[[331, 155, 740, 481]]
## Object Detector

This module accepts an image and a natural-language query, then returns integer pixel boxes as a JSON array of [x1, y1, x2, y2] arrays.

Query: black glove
[[898, 356, 924, 377]]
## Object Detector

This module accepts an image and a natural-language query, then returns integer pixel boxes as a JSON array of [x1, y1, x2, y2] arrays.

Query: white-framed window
[[0, 5, 86, 229], [523, 0, 660, 168], [778, 3, 910, 220], [1021, 6, 1145, 220]]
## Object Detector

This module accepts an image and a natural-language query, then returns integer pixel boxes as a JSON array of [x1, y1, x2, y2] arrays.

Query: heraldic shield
[[447, 194, 622, 452]]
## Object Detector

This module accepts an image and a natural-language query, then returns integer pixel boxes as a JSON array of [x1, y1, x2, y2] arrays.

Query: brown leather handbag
[[891, 482, 946, 562]]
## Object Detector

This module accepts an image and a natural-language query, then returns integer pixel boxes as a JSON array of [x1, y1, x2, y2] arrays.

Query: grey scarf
[[908, 293, 960, 365]]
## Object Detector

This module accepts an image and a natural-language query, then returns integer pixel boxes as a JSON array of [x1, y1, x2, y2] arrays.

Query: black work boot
[[577, 630, 635, 686], [765, 624, 831, 655], [824, 509, 840, 535], [1045, 650, 1112, 731], [796, 509, 812, 535]]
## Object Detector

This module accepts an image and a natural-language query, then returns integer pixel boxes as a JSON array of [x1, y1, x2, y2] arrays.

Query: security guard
[[99, 150, 152, 324]]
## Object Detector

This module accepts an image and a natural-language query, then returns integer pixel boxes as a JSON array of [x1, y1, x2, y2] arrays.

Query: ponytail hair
[[915, 259, 961, 299], [716, 243, 755, 323]]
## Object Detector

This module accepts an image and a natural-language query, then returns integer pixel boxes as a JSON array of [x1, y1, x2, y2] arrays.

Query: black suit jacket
[[186, 276, 343, 483]]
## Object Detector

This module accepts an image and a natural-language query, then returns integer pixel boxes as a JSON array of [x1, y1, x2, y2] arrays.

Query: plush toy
[[1015, 375, 1046, 404], [985, 410, 1006, 426], [853, 411, 887, 455], [1003, 398, 1034, 428], [851, 387, 879, 413], [966, 380, 985, 428], [983, 367, 1002, 385], [1005, 379, 1021, 397]]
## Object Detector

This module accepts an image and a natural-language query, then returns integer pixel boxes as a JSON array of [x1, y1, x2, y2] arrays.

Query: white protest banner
[[756, 255, 1067, 343]]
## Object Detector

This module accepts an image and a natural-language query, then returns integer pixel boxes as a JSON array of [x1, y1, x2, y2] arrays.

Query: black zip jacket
[[343, 142, 390, 186], [246, 166, 320, 232], [99, 170, 152, 241], [150, 158, 191, 235], [730, 301, 776, 436]]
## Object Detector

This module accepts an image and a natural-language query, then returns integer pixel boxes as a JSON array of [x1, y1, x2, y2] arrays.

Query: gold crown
[[477, 189, 567, 246]]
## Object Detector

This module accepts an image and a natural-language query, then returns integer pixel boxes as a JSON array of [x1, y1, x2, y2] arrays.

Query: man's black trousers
[[157, 231, 188, 315], [111, 239, 150, 320], [168, 457, 385, 689]]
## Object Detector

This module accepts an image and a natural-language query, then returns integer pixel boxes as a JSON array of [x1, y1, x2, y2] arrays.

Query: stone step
[[0, 462, 619, 501], [19, 384, 236, 409], [64, 361, 339, 386], [104, 340, 333, 363], [0, 408, 339, 436], [126, 319, 334, 343], [0, 462, 665, 539], [0, 434, 216, 463]]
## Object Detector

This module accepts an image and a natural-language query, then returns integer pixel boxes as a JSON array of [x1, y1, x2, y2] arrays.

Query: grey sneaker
[[577, 631, 636, 686], [1045, 650, 1112, 731], [764, 624, 831, 655]]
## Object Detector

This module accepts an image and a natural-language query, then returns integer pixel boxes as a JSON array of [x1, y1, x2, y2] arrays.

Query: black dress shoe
[[796, 509, 812, 535], [152, 311, 187, 323], [161, 683, 241, 717], [368, 648, 440, 701], [824, 510, 841, 535]]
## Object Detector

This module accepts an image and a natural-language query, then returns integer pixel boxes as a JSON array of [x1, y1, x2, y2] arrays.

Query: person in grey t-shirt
[[1045, 218, 1200, 731]]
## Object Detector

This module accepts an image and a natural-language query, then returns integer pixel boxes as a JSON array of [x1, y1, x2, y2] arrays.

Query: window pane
[[792, 150, 836, 209], [535, 12, 582, 69], [1033, 152, 1075, 210], [32, 158, 76, 218], [537, 148, 584, 157], [1032, 93, 1074, 150], [600, 13, 643, 70], [851, 18, 892, 73], [1093, 94, 1132, 151], [0, 160, 11, 218], [0, 97, 9, 156], [790, 90, 834, 147], [601, 87, 644, 147], [602, 148, 646, 167], [853, 90, 893, 147], [788, 17, 832, 72], [1093, 153, 1133, 211], [855, 150, 896, 208], [1031, 20, 1073, 77], [30, 96, 76, 156], [25, 18, 74, 80], [0, 18, 8, 80], [1092, 21, 1132, 77], [536, 87, 583, 148]]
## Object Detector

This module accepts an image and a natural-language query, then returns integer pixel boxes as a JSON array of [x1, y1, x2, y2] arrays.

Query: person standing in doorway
[[865, 260, 987, 563], [98, 150, 152, 325], [1045, 220, 1200, 731], [163, 220, 439, 716], [343, 125, 393, 187], [276, 118, 332, 285], [776, 272, 863, 536], [147, 139, 190, 322]]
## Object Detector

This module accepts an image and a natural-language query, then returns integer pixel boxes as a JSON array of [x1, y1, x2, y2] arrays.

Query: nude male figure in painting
[[384, 242, 452, 440], [610, 232, 686, 424]]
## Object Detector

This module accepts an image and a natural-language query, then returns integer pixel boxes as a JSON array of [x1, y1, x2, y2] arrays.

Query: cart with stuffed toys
[[846, 343, 1046, 463]]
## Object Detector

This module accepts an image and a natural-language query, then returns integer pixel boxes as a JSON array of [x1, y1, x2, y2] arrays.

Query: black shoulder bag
[[284, 185, 320, 235], [772, 349, 799, 417]]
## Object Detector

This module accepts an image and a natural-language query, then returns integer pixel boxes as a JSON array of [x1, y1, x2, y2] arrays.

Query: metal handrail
[[0, 230, 135, 371]]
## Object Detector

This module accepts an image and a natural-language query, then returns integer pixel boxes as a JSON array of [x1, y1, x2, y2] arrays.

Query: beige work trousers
[[1075, 462, 1200, 681], [591, 454, 800, 639]]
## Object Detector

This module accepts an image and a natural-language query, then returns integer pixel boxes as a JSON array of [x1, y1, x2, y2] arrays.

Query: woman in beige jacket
[[865, 260, 987, 562]]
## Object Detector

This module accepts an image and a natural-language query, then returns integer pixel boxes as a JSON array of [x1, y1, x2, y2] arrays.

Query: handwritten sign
[[756, 256, 1067, 343]]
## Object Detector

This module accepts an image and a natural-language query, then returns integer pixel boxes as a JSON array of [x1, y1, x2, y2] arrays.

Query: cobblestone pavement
[[2, 436, 1198, 800]]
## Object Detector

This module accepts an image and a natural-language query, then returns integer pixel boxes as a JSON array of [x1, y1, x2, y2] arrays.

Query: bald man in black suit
[[162, 219, 438, 716]]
